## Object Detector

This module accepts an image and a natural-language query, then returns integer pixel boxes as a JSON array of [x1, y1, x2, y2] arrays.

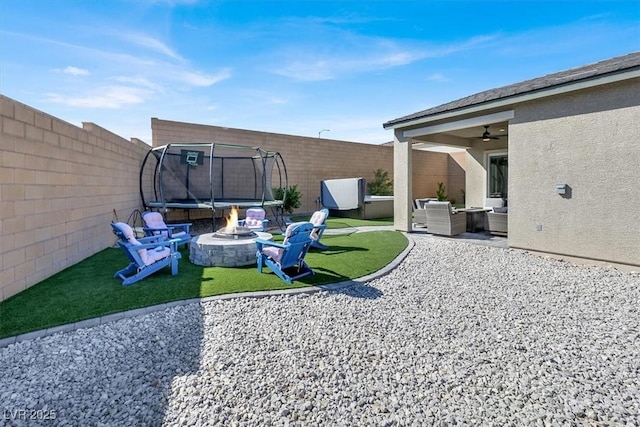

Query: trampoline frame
[[139, 143, 288, 226]]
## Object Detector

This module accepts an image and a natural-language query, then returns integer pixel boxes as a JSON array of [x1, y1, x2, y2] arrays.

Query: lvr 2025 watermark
[[3, 409, 57, 421]]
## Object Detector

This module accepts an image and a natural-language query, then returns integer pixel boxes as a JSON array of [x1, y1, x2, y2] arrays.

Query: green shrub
[[436, 182, 447, 201], [273, 185, 302, 214], [367, 169, 393, 196]]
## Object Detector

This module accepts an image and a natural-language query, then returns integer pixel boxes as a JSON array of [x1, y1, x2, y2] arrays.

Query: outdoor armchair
[[141, 211, 192, 248], [424, 201, 467, 236], [284, 209, 329, 250], [308, 208, 329, 250], [486, 209, 508, 236], [111, 222, 182, 285], [413, 198, 437, 227], [256, 221, 315, 284], [238, 207, 269, 232]]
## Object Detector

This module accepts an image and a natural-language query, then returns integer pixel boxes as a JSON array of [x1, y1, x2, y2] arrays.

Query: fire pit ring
[[189, 231, 273, 267], [211, 225, 257, 240]]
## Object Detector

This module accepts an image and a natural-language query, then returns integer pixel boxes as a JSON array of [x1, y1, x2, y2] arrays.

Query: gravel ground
[[1, 235, 639, 426]]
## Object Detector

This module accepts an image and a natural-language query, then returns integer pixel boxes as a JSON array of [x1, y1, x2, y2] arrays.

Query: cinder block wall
[[0, 95, 149, 302], [412, 150, 466, 204], [0, 99, 465, 302], [152, 119, 458, 215]]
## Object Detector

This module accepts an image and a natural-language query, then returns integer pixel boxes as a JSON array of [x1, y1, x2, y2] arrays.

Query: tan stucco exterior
[[393, 130, 412, 232], [388, 70, 640, 268], [508, 81, 640, 265]]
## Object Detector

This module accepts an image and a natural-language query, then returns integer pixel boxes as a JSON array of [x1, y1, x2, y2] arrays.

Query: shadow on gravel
[[152, 304, 205, 425], [308, 264, 384, 299], [0, 304, 205, 426], [101, 304, 206, 425], [330, 282, 384, 299]]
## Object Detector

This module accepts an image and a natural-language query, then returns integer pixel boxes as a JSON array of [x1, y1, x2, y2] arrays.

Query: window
[[488, 153, 508, 199]]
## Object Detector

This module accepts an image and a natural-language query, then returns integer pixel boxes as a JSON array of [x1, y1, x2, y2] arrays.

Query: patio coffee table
[[457, 208, 491, 233]]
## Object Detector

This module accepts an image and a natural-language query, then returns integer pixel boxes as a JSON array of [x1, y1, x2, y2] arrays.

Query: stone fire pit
[[189, 229, 273, 267]]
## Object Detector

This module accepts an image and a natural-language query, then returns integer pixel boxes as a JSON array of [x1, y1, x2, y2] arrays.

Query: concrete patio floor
[[411, 227, 509, 249]]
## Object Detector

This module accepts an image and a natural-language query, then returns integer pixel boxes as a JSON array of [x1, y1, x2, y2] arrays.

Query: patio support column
[[393, 129, 412, 232]]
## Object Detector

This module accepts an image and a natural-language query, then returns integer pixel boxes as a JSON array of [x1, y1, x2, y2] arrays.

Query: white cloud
[[267, 19, 502, 82], [113, 75, 163, 92], [379, 51, 420, 67], [272, 47, 433, 82], [121, 33, 183, 61], [427, 73, 451, 82], [273, 60, 335, 81], [270, 37, 435, 81], [62, 66, 90, 76], [51, 66, 90, 76], [268, 96, 288, 105], [45, 86, 151, 109], [178, 68, 232, 87]]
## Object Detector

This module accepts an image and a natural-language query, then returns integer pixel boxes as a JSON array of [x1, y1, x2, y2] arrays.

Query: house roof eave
[[383, 52, 640, 131], [384, 68, 640, 131]]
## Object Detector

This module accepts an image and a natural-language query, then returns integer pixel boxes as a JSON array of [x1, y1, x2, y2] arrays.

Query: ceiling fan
[[477, 125, 500, 141]]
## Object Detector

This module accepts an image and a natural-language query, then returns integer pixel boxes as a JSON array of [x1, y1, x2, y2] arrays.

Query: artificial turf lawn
[[0, 230, 407, 339], [290, 216, 393, 229]]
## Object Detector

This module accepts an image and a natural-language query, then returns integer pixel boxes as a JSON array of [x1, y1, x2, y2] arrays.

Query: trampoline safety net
[[139, 143, 287, 211]]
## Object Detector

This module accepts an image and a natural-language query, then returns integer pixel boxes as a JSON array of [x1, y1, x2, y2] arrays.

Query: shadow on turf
[[312, 245, 367, 255]]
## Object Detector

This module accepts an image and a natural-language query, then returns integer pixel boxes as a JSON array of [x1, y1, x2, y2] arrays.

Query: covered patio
[[383, 52, 640, 268], [389, 110, 511, 237]]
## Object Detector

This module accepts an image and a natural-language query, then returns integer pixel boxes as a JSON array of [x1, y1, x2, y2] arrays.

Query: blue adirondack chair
[[141, 211, 192, 248], [283, 208, 329, 250], [238, 207, 269, 232], [256, 221, 316, 284], [111, 222, 182, 285], [308, 208, 329, 250]]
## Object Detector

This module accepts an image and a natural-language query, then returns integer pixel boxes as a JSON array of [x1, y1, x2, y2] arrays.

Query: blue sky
[[1, 1, 638, 144]]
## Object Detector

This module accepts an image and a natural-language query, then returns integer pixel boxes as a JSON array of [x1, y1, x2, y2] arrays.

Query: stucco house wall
[[0, 95, 150, 302], [508, 80, 640, 265], [384, 53, 639, 268], [447, 151, 467, 204]]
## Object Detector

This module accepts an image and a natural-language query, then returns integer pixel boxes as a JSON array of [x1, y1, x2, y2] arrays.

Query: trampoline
[[140, 143, 287, 222]]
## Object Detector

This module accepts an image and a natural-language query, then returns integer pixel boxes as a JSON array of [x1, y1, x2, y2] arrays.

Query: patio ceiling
[[400, 111, 514, 151], [411, 121, 508, 148]]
